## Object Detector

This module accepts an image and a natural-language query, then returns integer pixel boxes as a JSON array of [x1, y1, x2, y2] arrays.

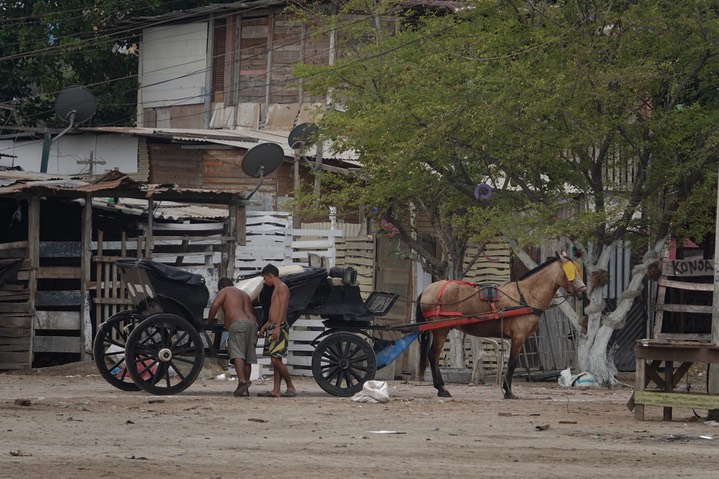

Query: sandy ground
[[1, 362, 719, 479]]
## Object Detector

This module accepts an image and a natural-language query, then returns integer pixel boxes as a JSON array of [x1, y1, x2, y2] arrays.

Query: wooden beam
[[33, 336, 82, 354], [35, 311, 81, 330], [27, 197, 40, 368], [633, 390, 719, 410], [657, 277, 714, 292]]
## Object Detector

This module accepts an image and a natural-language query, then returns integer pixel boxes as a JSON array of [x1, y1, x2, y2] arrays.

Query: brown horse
[[417, 252, 587, 399]]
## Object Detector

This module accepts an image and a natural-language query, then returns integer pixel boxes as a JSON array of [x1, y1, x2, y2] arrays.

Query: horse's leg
[[502, 335, 525, 399], [502, 356, 518, 399], [502, 337, 524, 400], [428, 328, 451, 397]]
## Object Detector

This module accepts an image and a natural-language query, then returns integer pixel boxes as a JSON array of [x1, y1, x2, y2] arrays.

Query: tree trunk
[[578, 237, 667, 385]]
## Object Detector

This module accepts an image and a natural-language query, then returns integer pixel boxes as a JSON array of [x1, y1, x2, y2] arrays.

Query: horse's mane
[[518, 257, 558, 280]]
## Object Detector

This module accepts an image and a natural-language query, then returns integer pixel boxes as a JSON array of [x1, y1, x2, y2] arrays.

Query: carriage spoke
[[171, 330, 189, 349], [172, 355, 198, 365], [134, 357, 159, 377], [342, 370, 356, 387]]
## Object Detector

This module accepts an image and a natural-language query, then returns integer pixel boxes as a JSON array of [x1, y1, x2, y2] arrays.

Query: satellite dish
[[241, 142, 285, 200], [288, 123, 319, 149], [40, 86, 98, 173], [241, 143, 284, 178], [54, 86, 97, 124]]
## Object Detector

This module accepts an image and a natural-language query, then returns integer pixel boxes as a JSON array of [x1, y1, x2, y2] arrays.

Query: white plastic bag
[[351, 380, 390, 403], [558, 367, 598, 388]]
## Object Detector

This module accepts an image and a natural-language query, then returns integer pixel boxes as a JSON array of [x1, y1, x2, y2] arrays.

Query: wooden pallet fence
[[290, 228, 343, 266], [150, 222, 227, 267], [287, 316, 325, 376], [336, 236, 375, 299], [0, 244, 32, 370], [235, 212, 292, 276]]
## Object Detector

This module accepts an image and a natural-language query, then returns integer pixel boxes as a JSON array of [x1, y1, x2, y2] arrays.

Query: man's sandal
[[234, 380, 252, 397]]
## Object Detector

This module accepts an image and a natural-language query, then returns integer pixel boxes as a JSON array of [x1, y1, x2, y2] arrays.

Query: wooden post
[[27, 197, 40, 368], [146, 197, 154, 258], [314, 142, 323, 200], [80, 194, 92, 360], [293, 151, 300, 228], [708, 164, 719, 419], [226, 197, 238, 280]]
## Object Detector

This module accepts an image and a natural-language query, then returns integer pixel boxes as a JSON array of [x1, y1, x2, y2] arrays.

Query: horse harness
[[422, 280, 544, 323]]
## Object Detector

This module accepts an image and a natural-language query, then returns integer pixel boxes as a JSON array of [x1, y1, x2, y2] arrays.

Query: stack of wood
[[0, 242, 31, 370]]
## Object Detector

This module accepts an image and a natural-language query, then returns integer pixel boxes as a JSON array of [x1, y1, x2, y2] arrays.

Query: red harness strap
[[422, 280, 478, 319]]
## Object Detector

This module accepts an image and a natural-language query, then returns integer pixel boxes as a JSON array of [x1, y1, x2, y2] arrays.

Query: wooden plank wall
[[0, 242, 31, 370], [653, 258, 714, 341], [201, 148, 279, 193], [30, 241, 84, 357], [148, 144, 203, 187], [463, 242, 511, 285]]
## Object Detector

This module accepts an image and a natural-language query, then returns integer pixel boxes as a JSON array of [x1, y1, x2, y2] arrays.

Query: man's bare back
[[207, 285, 256, 330]]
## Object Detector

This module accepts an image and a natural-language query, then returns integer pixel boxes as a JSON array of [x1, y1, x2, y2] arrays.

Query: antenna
[[241, 143, 285, 200], [40, 86, 97, 173]]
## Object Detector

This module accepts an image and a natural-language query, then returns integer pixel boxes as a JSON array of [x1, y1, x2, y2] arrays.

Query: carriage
[[93, 259, 402, 397], [94, 253, 586, 398]]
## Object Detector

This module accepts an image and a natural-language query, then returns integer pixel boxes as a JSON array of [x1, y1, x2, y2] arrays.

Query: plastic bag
[[558, 367, 598, 388], [351, 380, 390, 403]]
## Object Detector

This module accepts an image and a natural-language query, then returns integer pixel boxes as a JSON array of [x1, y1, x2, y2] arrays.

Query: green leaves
[[297, 0, 719, 267]]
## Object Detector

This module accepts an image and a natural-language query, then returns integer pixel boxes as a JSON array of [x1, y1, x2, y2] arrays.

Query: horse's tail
[[416, 293, 430, 378]]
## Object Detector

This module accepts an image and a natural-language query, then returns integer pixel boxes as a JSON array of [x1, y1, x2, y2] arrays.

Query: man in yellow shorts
[[257, 264, 297, 398]]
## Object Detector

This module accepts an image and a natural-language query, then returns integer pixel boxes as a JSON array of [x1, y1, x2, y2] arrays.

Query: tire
[[311, 332, 376, 397], [124, 314, 205, 395], [93, 311, 141, 392]]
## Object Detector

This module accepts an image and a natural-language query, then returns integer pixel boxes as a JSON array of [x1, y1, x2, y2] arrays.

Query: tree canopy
[[295, 0, 719, 380], [297, 0, 719, 265]]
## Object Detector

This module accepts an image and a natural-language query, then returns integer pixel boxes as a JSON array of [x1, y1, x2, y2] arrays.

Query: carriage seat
[[117, 259, 210, 326]]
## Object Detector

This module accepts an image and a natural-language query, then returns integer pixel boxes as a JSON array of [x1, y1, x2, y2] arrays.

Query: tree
[[0, 0, 215, 132], [295, 0, 719, 383]]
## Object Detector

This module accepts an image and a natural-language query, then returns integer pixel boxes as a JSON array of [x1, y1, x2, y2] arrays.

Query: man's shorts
[[263, 322, 289, 358], [227, 320, 258, 364]]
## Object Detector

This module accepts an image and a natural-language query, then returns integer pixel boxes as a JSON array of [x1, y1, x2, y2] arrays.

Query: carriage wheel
[[93, 311, 141, 392], [125, 314, 205, 396], [311, 332, 376, 397]]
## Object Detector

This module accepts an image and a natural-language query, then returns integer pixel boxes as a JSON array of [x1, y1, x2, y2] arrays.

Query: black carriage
[[93, 259, 400, 396]]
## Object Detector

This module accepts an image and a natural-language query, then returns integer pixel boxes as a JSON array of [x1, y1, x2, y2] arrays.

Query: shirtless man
[[257, 264, 296, 398], [207, 277, 257, 397]]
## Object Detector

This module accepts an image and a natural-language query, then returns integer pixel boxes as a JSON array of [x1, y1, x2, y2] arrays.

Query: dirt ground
[[1, 363, 718, 479]]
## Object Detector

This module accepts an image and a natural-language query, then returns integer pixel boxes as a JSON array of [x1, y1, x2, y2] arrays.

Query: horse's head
[[556, 251, 587, 300]]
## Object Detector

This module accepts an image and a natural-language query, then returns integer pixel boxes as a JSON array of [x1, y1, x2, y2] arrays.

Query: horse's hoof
[[438, 390, 452, 398], [503, 392, 518, 400]]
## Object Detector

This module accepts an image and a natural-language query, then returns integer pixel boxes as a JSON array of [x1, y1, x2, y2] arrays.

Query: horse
[[417, 251, 587, 399]]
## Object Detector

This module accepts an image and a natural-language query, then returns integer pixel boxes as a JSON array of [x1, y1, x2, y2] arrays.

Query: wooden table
[[631, 340, 719, 420]]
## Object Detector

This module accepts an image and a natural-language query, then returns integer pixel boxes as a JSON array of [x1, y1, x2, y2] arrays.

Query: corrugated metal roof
[[0, 169, 247, 203], [81, 126, 361, 166], [92, 197, 227, 221]]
